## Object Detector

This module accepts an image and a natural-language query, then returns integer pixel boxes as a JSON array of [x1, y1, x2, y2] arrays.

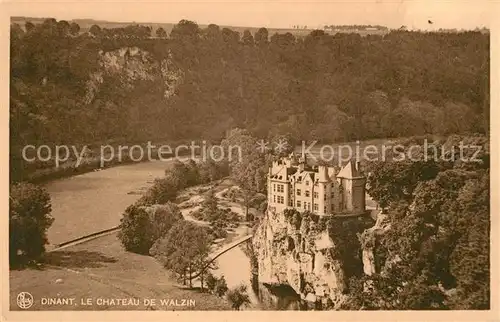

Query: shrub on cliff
[[226, 284, 251, 310], [9, 182, 53, 267], [118, 202, 183, 255]]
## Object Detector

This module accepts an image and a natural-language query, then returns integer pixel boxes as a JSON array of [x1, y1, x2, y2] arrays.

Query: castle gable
[[337, 160, 361, 179]]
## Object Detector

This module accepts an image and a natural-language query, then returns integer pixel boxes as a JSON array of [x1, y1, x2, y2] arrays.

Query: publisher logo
[[16, 292, 34, 309]]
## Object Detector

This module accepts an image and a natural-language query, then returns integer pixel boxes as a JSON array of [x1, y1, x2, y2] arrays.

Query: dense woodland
[[11, 19, 489, 159], [344, 135, 490, 310]]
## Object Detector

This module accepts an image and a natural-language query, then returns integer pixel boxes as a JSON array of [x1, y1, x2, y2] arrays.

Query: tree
[[150, 221, 213, 288], [156, 27, 167, 38], [254, 27, 268, 46], [201, 189, 218, 218], [184, 159, 201, 186], [56, 20, 71, 35], [205, 271, 218, 291], [221, 128, 270, 220], [241, 30, 254, 46], [25, 21, 35, 32], [226, 284, 251, 310], [118, 202, 183, 254], [10, 182, 53, 267], [170, 19, 200, 43], [69, 22, 80, 36], [89, 24, 101, 36], [198, 160, 228, 183], [140, 176, 179, 205], [118, 205, 155, 254], [365, 159, 440, 209]]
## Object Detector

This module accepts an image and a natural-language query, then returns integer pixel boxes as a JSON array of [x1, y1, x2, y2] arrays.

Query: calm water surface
[[44, 161, 169, 245]]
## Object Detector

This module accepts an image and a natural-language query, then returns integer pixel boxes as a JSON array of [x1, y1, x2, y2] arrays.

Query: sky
[[5, 0, 494, 30]]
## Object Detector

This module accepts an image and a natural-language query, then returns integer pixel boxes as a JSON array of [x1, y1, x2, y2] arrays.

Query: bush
[[214, 276, 229, 297], [226, 284, 251, 310], [118, 202, 183, 255], [140, 176, 179, 205], [208, 226, 228, 239], [10, 182, 53, 267], [204, 272, 229, 297], [205, 271, 218, 291]]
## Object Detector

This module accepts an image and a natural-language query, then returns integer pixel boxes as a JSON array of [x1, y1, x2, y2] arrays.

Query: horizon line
[[10, 15, 490, 32]]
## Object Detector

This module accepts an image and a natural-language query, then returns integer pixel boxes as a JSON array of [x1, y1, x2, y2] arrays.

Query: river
[[44, 159, 257, 307]]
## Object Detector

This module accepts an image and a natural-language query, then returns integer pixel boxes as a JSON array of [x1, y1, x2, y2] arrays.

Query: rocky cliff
[[359, 212, 390, 276], [84, 46, 184, 104], [253, 209, 374, 309]]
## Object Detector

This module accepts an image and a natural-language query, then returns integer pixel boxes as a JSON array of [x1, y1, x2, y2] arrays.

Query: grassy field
[[10, 232, 231, 311]]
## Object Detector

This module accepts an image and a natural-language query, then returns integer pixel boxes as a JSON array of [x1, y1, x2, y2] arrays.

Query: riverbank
[[22, 142, 196, 185]]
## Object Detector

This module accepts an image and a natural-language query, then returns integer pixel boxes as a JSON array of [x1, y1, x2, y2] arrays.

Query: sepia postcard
[[1, 0, 499, 321]]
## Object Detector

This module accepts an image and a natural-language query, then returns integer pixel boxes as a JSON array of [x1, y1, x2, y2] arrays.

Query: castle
[[267, 153, 366, 216]]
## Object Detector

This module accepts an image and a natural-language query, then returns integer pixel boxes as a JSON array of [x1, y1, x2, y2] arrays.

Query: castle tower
[[336, 159, 366, 214], [317, 166, 328, 215]]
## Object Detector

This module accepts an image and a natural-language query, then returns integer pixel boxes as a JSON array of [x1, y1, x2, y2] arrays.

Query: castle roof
[[269, 157, 364, 182], [337, 160, 361, 179]]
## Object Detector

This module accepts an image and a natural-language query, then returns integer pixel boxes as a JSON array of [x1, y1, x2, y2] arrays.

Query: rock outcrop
[[253, 210, 349, 308], [84, 47, 183, 104], [359, 211, 390, 276]]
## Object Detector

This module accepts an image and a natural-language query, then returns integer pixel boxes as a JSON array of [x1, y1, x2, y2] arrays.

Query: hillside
[[10, 18, 489, 182]]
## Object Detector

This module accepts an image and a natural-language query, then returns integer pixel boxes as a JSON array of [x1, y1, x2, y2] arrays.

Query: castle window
[[277, 196, 284, 204], [273, 184, 276, 192], [297, 189, 301, 196], [289, 199, 293, 206], [324, 206, 327, 214], [273, 195, 276, 203], [278, 184, 284, 193], [305, 190, 310, 197], [304, 202, 307, 210], [305, 181, 309, 186], [313, 203, 318, 211], [313, 192, 319, 199], [297, 201, 301, 208]]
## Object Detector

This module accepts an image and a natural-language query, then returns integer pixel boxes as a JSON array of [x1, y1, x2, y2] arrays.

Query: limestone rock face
[[84, 47, 183, 104], [359, 211, 390, 276], [253, 210, 348, 308]]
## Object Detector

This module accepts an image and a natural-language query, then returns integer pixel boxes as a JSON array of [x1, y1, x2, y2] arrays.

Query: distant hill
[[10, 16, 386, 37]]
